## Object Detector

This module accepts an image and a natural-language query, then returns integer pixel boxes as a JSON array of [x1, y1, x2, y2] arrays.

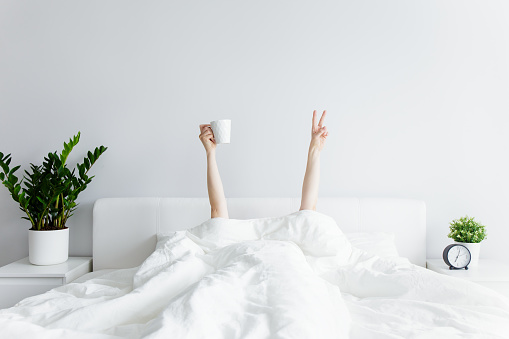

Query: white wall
[[1, 0, 508, 267]]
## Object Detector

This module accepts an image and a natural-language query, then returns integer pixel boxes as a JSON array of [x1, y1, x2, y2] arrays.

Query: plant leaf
[[59, 132, 80, 165], [10, 165, 21, 174]]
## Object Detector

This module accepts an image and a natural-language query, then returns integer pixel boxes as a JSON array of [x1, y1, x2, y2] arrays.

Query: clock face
[[447, 245, 471, 268]]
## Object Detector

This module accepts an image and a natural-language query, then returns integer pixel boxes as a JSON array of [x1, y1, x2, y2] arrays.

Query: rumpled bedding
[[1, 210, 508, 338]]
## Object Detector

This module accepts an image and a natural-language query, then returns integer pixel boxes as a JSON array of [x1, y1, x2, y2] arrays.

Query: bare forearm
[[300, 147, 321, 211], [206, 151, 229, 218]]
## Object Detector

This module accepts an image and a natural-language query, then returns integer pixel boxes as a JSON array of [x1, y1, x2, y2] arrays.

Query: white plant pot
[[455, 241, 481, 267], [28, 228, 69, 265]]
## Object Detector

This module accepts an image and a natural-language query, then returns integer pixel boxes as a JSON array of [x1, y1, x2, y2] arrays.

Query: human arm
[[199, 124, 229, 219], [299, 110, 328, 211]]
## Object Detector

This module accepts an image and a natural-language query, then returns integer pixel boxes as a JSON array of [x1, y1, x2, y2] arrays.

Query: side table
[[426, 258, 509, 298], [0, 256, 92, 309]]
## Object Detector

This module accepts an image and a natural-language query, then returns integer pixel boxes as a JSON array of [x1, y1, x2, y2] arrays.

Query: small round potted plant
[[447, 215, 487, 266], [0, 132, 107, 265]]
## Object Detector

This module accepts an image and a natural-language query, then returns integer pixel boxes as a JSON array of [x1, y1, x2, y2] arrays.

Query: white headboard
[[93, 197, 426, 270]]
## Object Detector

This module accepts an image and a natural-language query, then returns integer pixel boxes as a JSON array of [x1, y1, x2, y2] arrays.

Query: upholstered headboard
[[93, 198, 426, 270]]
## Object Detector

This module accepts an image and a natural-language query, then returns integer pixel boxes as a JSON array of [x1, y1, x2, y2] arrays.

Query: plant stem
[[22, 207, 35, 228]]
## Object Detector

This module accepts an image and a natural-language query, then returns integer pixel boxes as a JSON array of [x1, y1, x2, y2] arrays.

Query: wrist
[[308, 146, 321, 158], [206, 149, 216, 158]]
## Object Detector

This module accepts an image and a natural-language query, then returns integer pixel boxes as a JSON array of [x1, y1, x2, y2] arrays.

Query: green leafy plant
[[448, 216, 487, 243], [0, 132, 107, 231]]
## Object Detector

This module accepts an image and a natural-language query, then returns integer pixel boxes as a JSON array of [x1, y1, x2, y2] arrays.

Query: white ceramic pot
[[28, 228, 69, 265], [455, 241, 481, 267]]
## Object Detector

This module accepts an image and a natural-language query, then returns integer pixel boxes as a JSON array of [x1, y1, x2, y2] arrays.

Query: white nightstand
[[426, 259, 509, 298], [0, 256, 92, 309]]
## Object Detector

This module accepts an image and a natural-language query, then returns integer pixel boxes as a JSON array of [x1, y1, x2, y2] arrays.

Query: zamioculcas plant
[[0, 132, 107, 230]]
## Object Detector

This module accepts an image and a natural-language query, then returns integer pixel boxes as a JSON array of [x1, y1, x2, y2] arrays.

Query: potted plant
[[0, 132, 107, 265], [447, 215, 487, 266]]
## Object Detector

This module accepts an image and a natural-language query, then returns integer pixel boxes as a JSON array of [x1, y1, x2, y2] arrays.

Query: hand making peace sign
[[309, 110, 328, 152]]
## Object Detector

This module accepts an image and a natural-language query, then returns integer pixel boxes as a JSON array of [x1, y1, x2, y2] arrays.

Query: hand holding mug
[[199, 124, 216, 154]]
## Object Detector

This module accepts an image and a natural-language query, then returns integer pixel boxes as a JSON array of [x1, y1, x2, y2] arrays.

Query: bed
[[0, 197, 508, 338], [92, 197, 427, 270]]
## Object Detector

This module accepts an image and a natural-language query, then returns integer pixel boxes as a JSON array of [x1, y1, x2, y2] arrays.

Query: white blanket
[[1, 210, 508, 338]]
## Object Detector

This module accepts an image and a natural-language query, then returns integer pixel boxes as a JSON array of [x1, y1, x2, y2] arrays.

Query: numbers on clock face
[[447, 245, 471, 268]]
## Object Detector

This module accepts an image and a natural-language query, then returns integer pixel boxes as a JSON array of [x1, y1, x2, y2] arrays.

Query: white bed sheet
[[1, 210, 508, 338]]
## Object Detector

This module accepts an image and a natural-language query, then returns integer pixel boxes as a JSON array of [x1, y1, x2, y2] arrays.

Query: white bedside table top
[[426, 259, 509, 282], [0, 257, 92, 279]]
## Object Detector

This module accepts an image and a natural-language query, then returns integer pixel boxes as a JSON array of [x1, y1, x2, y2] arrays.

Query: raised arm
[[199, 124, 229, 219], [300, 110, 328, 211]]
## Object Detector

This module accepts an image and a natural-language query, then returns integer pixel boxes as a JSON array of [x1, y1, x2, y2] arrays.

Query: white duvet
[[1, 210, 508, 338]]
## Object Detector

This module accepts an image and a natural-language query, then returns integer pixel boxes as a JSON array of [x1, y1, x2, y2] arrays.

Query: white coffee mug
[[210, 119, 231, 144]]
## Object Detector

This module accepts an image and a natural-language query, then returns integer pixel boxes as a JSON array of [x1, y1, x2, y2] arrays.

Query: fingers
[[199, 130, 214, 140], [312, 125, 328, 136], [314, 126, 328, 138], [198, 123, 217, 152], [199, 124, 214, 138], [318, 110, 327, 128], [312, 110, 327, 133], [199, 131, 215, 145], [199, 124, 212, 133]]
